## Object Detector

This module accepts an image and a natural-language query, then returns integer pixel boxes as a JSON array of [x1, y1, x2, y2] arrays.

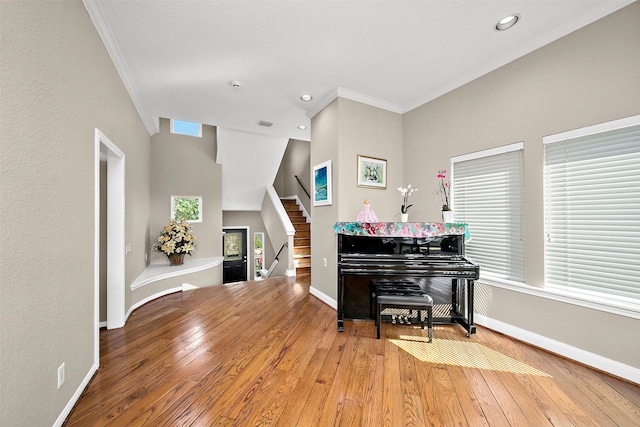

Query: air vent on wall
[[258, 120, 274, 127]]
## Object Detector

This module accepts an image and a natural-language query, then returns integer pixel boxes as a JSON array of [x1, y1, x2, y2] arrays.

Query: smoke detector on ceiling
[[258, 120, 274, 127], [229, 80, 242, 88]]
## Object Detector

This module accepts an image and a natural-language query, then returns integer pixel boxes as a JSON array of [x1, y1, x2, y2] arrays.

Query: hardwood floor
[[64, 275, 640, 426]]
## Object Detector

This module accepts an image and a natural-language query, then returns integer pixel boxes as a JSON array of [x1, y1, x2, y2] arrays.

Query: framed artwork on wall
[[357, 155, 387, 189], [313, 160, 332, 206]]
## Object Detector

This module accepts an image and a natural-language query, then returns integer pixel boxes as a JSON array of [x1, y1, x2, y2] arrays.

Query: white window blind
[[452, 143, 525, 283], [544, 120, 640, 301]]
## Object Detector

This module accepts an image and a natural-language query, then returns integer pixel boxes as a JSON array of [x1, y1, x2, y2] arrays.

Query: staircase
[[281, 199, 311, 276]]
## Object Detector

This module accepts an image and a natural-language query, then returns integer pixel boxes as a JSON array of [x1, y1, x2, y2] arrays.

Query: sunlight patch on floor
[[391, 335, 551, 377]]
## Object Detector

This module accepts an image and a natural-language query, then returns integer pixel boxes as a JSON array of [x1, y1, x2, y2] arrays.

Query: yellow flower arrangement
[[152, 218, 196, 256]]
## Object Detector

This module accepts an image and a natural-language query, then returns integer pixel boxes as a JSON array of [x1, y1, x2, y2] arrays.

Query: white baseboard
[[475, 313, 640, 384], [310, 286, 337, 310], [53, 362, 98, 427], [286, 269, 296, 277], [125, 286, 182, 322], [99, 321, 107, 328]]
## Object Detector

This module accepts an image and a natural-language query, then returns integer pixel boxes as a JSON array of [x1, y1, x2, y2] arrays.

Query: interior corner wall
[[274, 139, 312, 213], [310, 98, 403, 302], [149, 119, 222, 268], [402, 2, 640, 370], [0, 1, 151, 425]]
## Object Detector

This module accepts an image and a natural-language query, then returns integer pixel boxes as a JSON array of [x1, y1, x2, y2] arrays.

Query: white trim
[[96, 130, 127, 331], [130, 257, 223, 291], [286, 269, 296, 277], [53, 362, 98, 427], [475, 314, 640, 384], [99, 321, 107, 328], [543, 114, 640, 144], [307, 86, 404, 119], [451, 141, 524, 163], [309, 286, 337, 310], [478, 278, 640, 320], [125, 287, 183, 322], [267, 186, 296, 235], [82, 1, 157, 135]]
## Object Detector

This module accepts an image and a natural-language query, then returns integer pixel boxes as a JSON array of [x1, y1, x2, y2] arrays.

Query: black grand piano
[[334, 222, 479, 336]]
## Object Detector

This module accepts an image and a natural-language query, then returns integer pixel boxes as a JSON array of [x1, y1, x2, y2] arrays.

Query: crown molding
[[308, 86, 404, 119], [82, 0, 158, 135]]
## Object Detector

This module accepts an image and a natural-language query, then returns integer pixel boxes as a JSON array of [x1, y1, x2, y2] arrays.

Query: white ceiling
[[84, 0, 633, 141]]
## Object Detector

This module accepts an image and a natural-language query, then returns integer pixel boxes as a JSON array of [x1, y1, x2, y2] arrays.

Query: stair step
[[294, 246, 310, 256], [295, 256, 311, 268], [295, 238, 310, 247], [293, 223, 310, 232], [281, 198, 312, 276], [296, 266, 311, 275]]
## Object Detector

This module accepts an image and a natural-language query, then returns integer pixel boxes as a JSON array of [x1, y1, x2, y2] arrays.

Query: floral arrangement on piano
[[333, 221, 468, 239], [437, 169, 451, 211]]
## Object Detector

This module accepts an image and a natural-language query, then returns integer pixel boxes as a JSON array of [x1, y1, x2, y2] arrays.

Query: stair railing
[[294, 175, 310, 199], [261, 242, 287, 278]]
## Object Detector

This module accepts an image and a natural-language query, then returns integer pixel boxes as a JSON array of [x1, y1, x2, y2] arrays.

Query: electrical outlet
[[145, 252, 148, 262], [125, 243, 132, 254], [323, 257, 328, 267], [57, 363, 65, 389]]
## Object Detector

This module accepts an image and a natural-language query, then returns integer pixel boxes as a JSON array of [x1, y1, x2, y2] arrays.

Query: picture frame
[[313, 160, 332, 206], [357, 155, 387, 189]]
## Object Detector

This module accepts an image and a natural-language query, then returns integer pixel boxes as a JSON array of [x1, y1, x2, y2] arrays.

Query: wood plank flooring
[[64, 275, 640, 426]]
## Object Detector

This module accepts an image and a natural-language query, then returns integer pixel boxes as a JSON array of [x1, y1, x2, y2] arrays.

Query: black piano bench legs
[[376, 294, 433, 343]]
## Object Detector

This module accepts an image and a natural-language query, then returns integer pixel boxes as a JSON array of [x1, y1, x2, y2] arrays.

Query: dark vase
[[168, 253, 185, 266]]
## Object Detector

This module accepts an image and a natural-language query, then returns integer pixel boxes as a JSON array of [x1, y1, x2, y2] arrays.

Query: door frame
[[222, 226, 250, 282], [94, 129, 126, 366]]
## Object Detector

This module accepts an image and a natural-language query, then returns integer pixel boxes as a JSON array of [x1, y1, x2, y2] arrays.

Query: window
[[170, 119, 202, 137], [254, 232, 265, 280], [544, 116, 640, 302], [171, 196, 202, 222], [452, 142, 525, 284]]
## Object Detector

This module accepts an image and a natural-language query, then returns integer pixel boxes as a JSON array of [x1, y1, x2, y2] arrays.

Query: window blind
[[544, 123, 640, 300], [452, 145, 525, 283]]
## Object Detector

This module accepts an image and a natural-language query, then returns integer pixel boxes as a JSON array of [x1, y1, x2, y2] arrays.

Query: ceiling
[[84, 0, 633, 142]]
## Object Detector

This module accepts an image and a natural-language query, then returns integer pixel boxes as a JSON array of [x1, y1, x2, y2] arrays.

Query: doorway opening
[[222, 227, 249, 283], [94, 129, 125, 365]]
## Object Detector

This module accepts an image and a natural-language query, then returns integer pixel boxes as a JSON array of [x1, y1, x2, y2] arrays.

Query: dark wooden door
[[223, 228, 248, 283]]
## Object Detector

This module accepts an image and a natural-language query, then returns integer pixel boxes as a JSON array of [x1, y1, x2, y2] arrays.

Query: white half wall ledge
[[130, 257, 223, 291]]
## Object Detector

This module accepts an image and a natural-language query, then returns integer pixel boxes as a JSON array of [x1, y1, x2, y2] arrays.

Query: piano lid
[[333, 222, 469, 239]]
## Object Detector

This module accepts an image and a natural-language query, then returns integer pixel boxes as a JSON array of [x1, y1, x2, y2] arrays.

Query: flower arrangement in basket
[[152, 218, 196, 264], [437, 170, 451, 211]]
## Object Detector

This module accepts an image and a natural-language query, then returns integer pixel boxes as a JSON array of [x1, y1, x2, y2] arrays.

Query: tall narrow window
[[544, 116, 640, 302], [254, 232, 264, 280], [452, 142, 525, 284]]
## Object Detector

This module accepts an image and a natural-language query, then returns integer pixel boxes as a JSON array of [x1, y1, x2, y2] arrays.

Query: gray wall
[[223, 211, 278, 279], [149, 118, 222, 264], [310, 1, 640, 372], [402, 2, 640, 368], [274, 139, 312, 213], [310, 98, 403, 301], [0, 1, 151, 425]]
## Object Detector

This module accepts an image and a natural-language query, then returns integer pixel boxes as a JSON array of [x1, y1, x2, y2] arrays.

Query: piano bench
[[375, 293, 433, 342], [369, 279, 422, 318]]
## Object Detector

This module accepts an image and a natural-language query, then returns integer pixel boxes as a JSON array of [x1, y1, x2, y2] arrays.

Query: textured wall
[[402, 2, 640, 368], [0, 1, 151, 425]]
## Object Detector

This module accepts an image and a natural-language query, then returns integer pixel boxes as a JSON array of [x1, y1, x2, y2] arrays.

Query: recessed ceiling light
[[495, 14, 519, 31], [298, 125, 307, 130], [300, 94, 313, 102]]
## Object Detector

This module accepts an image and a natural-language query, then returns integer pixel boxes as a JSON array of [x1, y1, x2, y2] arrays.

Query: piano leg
[[337, 273, 344, 332]]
